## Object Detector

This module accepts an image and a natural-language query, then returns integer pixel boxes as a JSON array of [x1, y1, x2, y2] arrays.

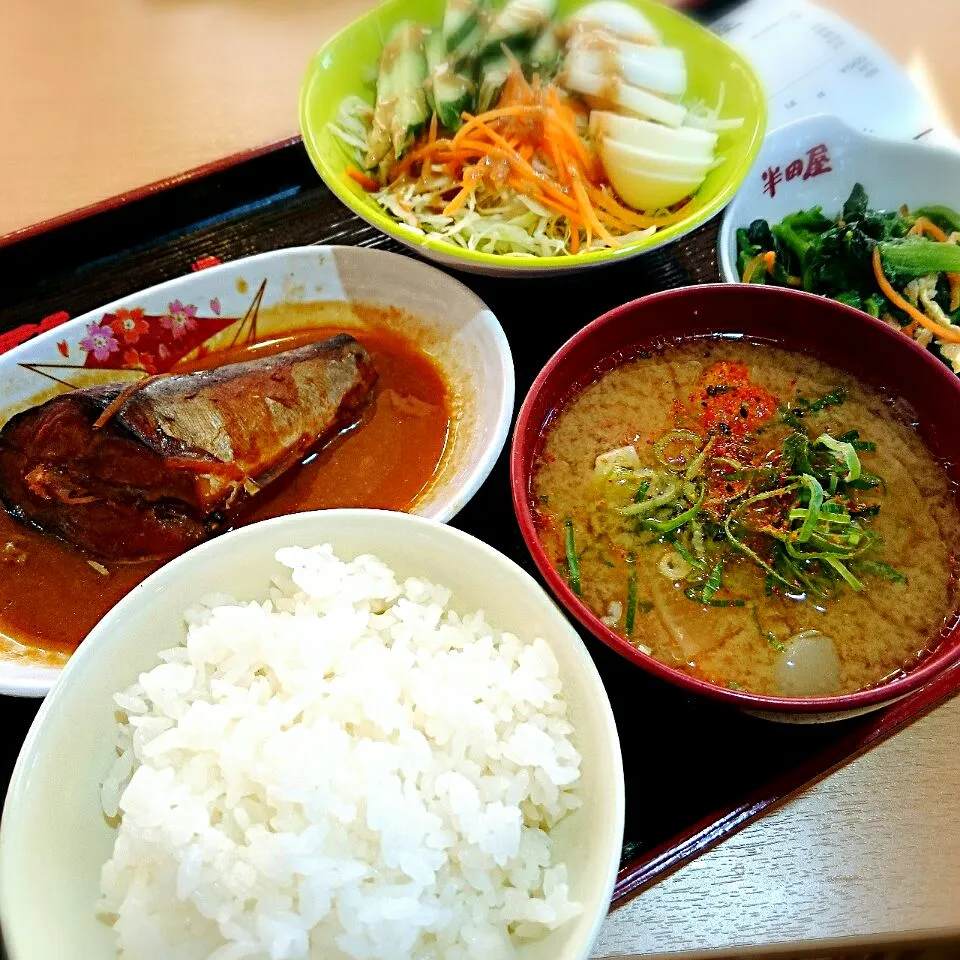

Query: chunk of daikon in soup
[[774, 630, 841, 697]]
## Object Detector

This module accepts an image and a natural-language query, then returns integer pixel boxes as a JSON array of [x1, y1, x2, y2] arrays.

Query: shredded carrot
[[872, 247, 960, 344], [548, 139, 571, 190], [500, 47, 535, 105], [569, 165, 614, 244], [461, 116, 578, 212], [588, 186, 693, 229], [346, 165, 380, 192], [452, 106, 545, 148], [546, 88, 593, 172], [506, 172, 578, 217], [442, 165, 483, 217], [908, 217, 949, 243], [762, 251, 776, 274], [388, 138, 454, 179]]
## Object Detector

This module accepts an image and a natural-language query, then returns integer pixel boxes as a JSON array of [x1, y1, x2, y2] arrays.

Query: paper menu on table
[[709, 0, 951, 144]]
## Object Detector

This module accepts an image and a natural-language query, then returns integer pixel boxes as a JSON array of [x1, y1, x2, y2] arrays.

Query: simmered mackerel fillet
[[0, 334, 377, 559]]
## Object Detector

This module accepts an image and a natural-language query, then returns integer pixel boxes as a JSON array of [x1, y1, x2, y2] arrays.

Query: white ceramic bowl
[[0, 509, 625, 960], [0, 246, 514, 697], [718, 114, 960, 283]]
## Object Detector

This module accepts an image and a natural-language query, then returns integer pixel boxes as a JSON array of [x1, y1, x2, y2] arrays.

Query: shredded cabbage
[[685, 82, 745, 132], [327, 96, 375, 153]]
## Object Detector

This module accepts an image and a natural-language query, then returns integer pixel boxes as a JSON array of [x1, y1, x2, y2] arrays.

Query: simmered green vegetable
[[735, 184, 960, 374], [879, 236, 960, 279], [914, 204, 960, 234]]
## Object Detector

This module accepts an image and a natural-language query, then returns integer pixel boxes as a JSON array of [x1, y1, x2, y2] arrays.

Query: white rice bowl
[[98, 545, 584, 960]]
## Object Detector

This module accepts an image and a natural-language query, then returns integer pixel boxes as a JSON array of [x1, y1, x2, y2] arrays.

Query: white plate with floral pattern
[[0, 246, 513, 696]]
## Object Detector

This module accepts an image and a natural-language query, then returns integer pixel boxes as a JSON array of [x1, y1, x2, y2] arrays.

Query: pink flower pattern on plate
[[79, 322, 120, 362], [161, 300, 198, 338]]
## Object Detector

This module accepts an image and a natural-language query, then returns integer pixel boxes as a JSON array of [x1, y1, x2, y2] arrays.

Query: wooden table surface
[[2, 1, 959, 956]]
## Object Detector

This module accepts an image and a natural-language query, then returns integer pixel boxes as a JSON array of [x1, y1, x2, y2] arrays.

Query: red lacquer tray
[[0, 138, 956, 911]]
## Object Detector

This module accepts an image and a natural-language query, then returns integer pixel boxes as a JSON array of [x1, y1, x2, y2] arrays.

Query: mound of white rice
[[99, 544, 582, 960]]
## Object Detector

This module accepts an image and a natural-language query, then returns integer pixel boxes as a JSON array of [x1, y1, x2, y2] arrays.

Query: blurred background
[[0, 0, 955, 241]]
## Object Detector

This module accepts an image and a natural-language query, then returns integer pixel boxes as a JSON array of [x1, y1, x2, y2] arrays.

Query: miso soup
[[532, 339, 960, 697]]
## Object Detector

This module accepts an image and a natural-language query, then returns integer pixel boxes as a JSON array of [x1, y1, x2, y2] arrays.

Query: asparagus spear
[[528, 25, 562, 79], [450, 19, 486, 66], [363, 20, 430, 170], [443, 0, 490, 54], [425, 30, 475, 131], [480, 0, 558, 59], [477, 54, 511, 112]]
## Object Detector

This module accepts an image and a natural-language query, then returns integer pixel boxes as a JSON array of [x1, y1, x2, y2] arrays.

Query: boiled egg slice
[[589, 110, 717, 160], [567, 38, 687, 96], [599, 142, 704, 210], [565, 0, 661, 44], [564, 64, 686, 127], [600, 137, 713, 180]]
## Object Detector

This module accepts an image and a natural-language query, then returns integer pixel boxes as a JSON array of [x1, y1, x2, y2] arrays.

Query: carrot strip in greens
[[905, 216, 960, 306], [872, 247, 960, 344], [908, 217, 949, 242]]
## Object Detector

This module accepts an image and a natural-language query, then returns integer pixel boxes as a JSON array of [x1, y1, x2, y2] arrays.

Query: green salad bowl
[[300, 0, 767, 277]]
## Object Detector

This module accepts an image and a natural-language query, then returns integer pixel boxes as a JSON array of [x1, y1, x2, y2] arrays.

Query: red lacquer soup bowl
[[511, 284, 960, 722]]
